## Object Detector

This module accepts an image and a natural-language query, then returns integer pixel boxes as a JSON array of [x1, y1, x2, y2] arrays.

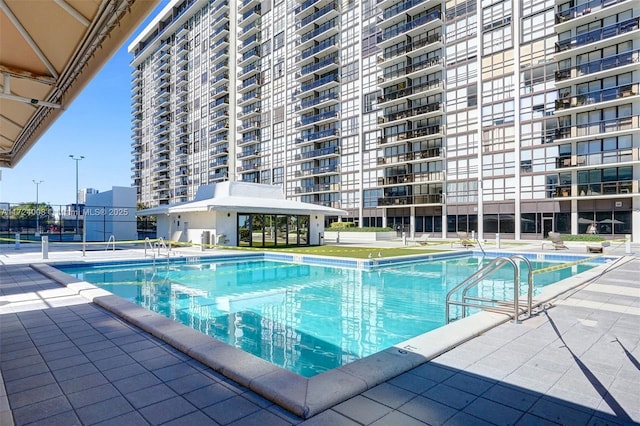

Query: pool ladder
[[445, 255, 533, 324]]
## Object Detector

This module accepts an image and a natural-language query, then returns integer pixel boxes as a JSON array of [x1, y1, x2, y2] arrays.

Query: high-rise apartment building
[[129, 0, 639, 241]]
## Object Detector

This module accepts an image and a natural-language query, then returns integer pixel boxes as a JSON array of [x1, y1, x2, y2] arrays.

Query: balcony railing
[[300, 55, 338, 76], [300, 74, 339, 92], [381, 10, 441, 41], [382, 57, 442, 81], [555, 17, 639, 52], [298, 2, 338, 28], [576, 115, 636, 137], [382, 102, 441, 122], [296, 127, 338, 143], [381, 33, 443, 61], [301, 37, 336, 60], [556, 0, 626, 24], [383, 0, 429, 20], [294, 145, 340, 160], [576, 50, 638, 77], [378, 79, 442, 103], [294, 164, 339, 176], [556, 84, 636, 110], [378, 194, 444, 206], [298, 110, 338, 126], [379, 125, 442, 144], [298, 92, 338, 110]]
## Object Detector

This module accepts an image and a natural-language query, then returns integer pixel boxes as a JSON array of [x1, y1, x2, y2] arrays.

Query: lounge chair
[[452, 231, 474, 248], [416, 233, 431, 245], [548, 232, 569, 250]]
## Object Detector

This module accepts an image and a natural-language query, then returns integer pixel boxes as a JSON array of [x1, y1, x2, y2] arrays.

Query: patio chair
[[454, 231, 474, 248], [416, 233, 431, 246], [548, 232, 569, 250]]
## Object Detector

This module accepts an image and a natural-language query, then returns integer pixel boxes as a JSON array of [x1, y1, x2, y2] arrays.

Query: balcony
[[297, 2, 339, 33], [238, 149, 260, 159], [380, 10, 441, 42], [297, 110, 338, 128], [556, 84, 637, 110], [380, 57, 442, 85], [578, 180, 634, 196], [298, 55, 339, 79], [294, 164, 339, 177], [555, 0, 627, 24], [300, 37, 338, 60], [378, 125, 442, 145], [294, 183, 338, 194], [297, 92, 338, 112], [555, 17, 639, 52], [294, 145, 340, 161], [379, 33, 443, 62], [378, 194, 443, 206], [296, 127, 339, 144], [378, 79, 442, 104], [575, 115, 637, 138], [381, 102, 442, 123], [300, 18, 338, 45], [300, 73, 339, 93]]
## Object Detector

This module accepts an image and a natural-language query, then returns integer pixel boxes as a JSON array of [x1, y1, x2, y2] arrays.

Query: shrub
[[549, 234, 605, 242]]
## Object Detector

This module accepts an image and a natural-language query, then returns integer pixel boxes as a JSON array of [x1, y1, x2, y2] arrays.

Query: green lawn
[[232, 244, 445, 259]]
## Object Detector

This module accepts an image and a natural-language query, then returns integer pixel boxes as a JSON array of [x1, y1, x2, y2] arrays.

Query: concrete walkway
[[1, 248, 638, 425]]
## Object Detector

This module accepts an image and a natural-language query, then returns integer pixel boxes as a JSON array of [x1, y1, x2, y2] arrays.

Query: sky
[[0, 1, 170, 208]]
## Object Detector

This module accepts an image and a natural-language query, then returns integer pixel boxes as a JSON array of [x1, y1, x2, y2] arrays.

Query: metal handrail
[[105, 235, 116, 252], [445, 255, 534, 324]]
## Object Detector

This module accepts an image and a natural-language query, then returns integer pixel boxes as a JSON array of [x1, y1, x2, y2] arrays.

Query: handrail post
[[513, 263, 520, 324]]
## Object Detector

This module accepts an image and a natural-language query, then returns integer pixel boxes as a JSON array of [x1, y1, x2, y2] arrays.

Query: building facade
[[129, 0, 639, 241]]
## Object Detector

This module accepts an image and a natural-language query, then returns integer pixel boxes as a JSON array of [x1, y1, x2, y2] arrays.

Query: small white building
[[137, 182, 347, 247], [84, 187, 137, 242]]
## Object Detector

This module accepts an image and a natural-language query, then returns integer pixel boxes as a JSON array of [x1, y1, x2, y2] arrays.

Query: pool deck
[[1, 240, 639, 425]]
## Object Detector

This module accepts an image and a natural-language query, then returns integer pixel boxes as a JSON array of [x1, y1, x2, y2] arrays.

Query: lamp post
[[33, 180, 43, 236], [69, 155, 84, 235]]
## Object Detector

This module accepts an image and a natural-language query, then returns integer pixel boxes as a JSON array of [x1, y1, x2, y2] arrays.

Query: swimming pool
[[58, 255, 597, 377]]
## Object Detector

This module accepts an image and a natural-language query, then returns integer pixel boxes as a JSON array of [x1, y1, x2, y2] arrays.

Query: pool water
[[59, 256, 594, 377]]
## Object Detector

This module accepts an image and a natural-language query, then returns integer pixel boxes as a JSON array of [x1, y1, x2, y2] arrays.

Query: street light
[[69, 155, 84, 235], [33, 180, 43, 236]]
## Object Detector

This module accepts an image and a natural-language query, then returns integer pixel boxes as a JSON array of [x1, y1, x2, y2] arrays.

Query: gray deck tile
[[442, 411, 494, 426], [362, 383, 417, 409], [228, 409, 294, 426], [112, 372, 162, 394], [75, 396, 136, 424], [528, 396, 594, 425], [119, 339, 160, 353], [58, 372, 109, 394], [516, 413, 562, 425], [152, 362, 200, 381], [0, 347, 40, 362], [40, 346, 83, 362], [84, 346, 126, 362], [128, 346, 173, 362], [481, 382, 540, 412], [7, 382, 62, 409], [203, 395, 261, 424], [442, 372, 496, 396], [137, 395, 197, 425], [1, 362, 50, 382], [298, 410, 360, 426], [165, 372, 217, 394], [397, 394, 458, 425], [46, 353, 91, 370], [11, 395, 73, 425], [25, 409, 82, 426], [93, 411, 151, 426], [125, 382, 178, 409], [93, 353, 137, 371], [369, 410, 428, 426], [101, 362, 148, 381], [51, 361, 99, 382], [4, 372, 56, 394], [421, 383, 477, 410], [386, 372, 436, 394], [333, 395, 394, 425], [67, 383, 121, 408], [139, 353, 183, 370], [409, 363, 457, 383], [1, 354, 44, 371], [462, 396, 525, 424], [183, 382, 237, 409], [162, 410, 220, 426]]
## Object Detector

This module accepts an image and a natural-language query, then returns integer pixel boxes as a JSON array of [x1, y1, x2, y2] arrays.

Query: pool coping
[[30, 252, 625, 418]]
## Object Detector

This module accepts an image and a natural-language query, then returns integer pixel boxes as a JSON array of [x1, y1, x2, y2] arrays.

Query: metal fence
[[0, 203, 156, 243]]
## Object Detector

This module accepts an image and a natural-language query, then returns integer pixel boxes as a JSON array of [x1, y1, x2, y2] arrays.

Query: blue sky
[[0, 2, 169, 207]]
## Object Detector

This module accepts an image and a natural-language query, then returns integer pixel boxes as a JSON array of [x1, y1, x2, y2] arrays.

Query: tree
[[10, 202, 53, 220]]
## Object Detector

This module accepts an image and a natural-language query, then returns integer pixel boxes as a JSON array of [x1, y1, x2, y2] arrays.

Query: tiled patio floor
[[1, 248, 638, 425]]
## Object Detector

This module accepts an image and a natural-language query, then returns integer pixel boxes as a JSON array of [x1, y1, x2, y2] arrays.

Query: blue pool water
[[59, 256, 595, 377]]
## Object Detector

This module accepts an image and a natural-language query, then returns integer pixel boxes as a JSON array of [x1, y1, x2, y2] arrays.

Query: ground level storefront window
[[238, 213, 309, 247]]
